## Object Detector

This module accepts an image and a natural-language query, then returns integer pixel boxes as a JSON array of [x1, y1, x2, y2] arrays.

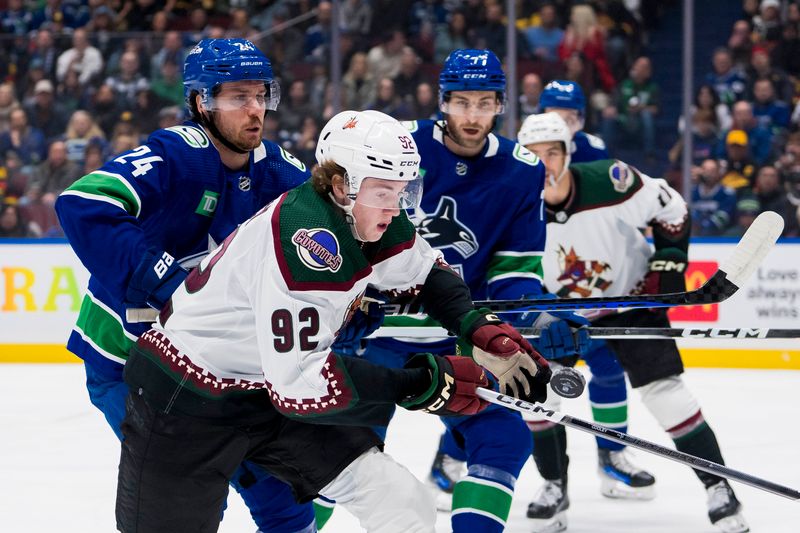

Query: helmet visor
[[440, 98, 504, 117], [349, 176, 424, 210], [204, 80, 281, 111]]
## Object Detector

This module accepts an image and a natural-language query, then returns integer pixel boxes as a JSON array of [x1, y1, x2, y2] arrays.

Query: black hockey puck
[[550, 367, 586, 398]]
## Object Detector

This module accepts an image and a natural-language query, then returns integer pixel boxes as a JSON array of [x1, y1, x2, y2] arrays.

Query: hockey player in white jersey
[[116, 110, 552, 533], [517, 112, 749, 533]]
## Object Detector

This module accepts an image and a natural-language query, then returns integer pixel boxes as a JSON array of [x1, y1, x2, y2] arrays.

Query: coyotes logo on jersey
[[555, 245, 613, 297]]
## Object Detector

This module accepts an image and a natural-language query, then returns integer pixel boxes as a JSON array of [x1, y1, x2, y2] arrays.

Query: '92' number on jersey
[[114, 145, 164, 177], [271, 308, 320, 352]]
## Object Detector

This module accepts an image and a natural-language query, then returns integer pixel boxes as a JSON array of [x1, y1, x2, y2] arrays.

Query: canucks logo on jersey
[[414, 196, 479, 258]]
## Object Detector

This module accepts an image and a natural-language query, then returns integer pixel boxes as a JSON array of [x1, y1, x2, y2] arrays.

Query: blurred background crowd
[[0, 0, 798, 239]]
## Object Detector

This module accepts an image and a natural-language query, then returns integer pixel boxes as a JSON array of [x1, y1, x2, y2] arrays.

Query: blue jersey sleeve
[[56, 137, 173, 299]]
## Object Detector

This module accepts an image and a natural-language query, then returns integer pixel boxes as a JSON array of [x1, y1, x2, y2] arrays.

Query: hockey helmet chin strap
[[546, 143, 571, 188], [329, 192, 369, 242]]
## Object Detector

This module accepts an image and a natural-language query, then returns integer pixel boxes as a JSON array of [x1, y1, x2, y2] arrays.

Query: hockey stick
[[476, 388, 800, 501], [383, 211, 784, 315], [367, 326, 800, 340], [126, 211, 784, 324]]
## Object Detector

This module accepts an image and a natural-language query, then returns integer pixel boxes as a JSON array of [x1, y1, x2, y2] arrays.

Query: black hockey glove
[[400, 354, 490, 416], [632, 247, 688, 296]]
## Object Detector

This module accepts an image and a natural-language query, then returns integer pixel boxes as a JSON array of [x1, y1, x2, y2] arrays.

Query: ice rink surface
[[1, 364, 798, 532]]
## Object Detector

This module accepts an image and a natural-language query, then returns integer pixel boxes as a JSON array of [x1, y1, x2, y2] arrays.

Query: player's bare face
[[212, 80, 267, 151], [352, 179, 405, 242], [526, 141, 569, 202], [444, 91, 499, 154]]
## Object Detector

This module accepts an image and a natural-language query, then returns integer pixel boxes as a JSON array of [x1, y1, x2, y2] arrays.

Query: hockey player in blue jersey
[[55, 38, 317, 533], [538, 79, 609, 163], [346, 49, 589, 532]]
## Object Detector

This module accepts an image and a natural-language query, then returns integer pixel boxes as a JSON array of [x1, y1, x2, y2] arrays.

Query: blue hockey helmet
[[539, 80, 586, 112], [439, 49, 506, 112], [183, 38, 280, 111]]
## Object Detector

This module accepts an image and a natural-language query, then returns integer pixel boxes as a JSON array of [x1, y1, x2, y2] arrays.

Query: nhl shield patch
[[293, 228, 343, 272]]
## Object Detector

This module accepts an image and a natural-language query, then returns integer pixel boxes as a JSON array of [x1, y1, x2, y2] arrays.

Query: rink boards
[[1, 239, 799, 369]]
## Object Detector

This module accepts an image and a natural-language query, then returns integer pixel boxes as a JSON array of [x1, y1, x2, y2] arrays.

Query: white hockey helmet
[[517, 112, 573, 185], [316, 110, 423, 210]]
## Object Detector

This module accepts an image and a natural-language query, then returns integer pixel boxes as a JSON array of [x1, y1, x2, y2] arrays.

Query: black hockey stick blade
[[384, 211, 784, 315], [477, 388, 800, 501]]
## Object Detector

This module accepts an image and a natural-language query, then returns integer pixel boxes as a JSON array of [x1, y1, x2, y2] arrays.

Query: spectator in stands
[[24, 79, 69, 142], [723, 194, 761, 236], [559, 4, 616, 92], [105, 50, 150, 109], [727, 19, 754, 69], [305, 0, 333, 60], [718, 100, 773, 165], [25, 28, 59, 81], [260, 7, 304, 68], [0, 82, 21, 135], [291, 115, 320, 168], [755, 165, 798, 235], [367, 77, 413, 120], [721, 129, 758, 192], [434, 11, 469, 64], [0, 201, 36, 238], [598, 0, 643, 82], [63, 110, 105, 167], [770, 18, 800, 77], [525, 2, 563, 64], [156, 106, 181, 130], [777, 131, 800, 173], [88, 6, 121, 58], [753, 0, 783, 44], [56, 69, 88, 114], [367, 29, 410, 82], [519, 72, 543, 122], [751, 77, 790, 139], [705, 47, 747, 106], [0, 0, 32, 35], [602, 56, 660, 160], [0, 108, 46, 167], [81, 139, 105, 176], [185, 6, 211, 45], [149, 58, 183, 108], [127, 89, 160, 135], [119, 0, 169, 32], [150, 31, 186, 83], [473, 1, 528, 59], [747, 45, 794, 104], [29, 139, 79, 201], [411, 81, 438, 120], [342, 52, 376, 111], [277, 80, 314, 135], [679, 84, 733, 134], [669, 108, 721, 167], [340, 0, 373, 46], [56, 27, 104, 86], [691, 158, 737, 236], [88, 83, 124, 138], [30, 0, 83, 31], [393, 48, 427, 104]]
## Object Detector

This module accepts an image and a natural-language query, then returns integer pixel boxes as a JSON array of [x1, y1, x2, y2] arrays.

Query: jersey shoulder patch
[[512, 143, 540, 166], [607, 160, 635, 193], [585, 132, 606, 150], [162, 124, 210, 148], [571, 159, 643, 211]]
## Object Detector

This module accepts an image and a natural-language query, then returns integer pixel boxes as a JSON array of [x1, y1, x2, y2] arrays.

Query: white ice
[[1, 365, 798, 532]]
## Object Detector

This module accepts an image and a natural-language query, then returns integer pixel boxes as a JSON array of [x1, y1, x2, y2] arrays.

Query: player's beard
[[447, 120, 492, 151], [212, 111, 264, 152]]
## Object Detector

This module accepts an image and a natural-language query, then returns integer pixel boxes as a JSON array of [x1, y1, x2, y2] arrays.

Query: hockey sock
[[671, 416, 727, 487], [313, 497, 335, 530], [585, 344, 628, 452], [530, 424, 570, 481], [452, 464, 515, 533]]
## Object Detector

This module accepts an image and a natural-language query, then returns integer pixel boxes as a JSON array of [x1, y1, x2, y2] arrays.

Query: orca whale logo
[[415, 196, 479, 258]]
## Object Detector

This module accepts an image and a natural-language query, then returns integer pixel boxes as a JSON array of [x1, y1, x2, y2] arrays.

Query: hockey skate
[[707, 480, 749, 533], [527, 478, 569, 533], [428, 451, 466, 511], [597, 449, 656, 500]]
